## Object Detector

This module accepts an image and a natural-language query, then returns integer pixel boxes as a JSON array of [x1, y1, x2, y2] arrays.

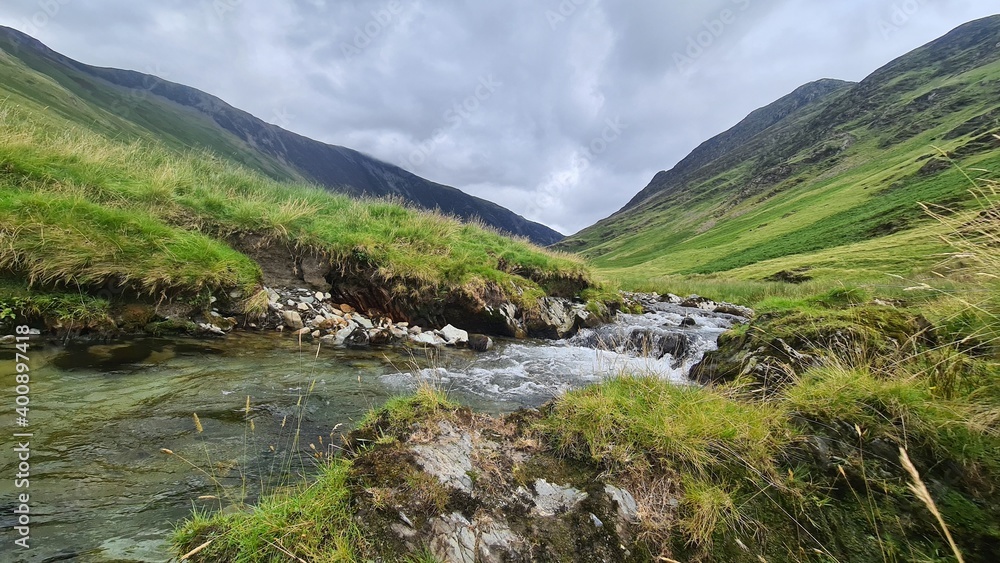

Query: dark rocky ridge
[[0, 26, 563, 246]]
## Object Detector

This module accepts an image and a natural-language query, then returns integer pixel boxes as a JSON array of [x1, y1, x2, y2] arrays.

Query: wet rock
[[281, 311, 304, 330], [468, 334, 494, 352], [524, 297, 585, 339], [344, 327, 370, 348], [438, 324, 469, 346], [368, 328, 392, 346], [196, 323, 226, 337], [355, 316, 374, 330], [333, 326, 354, 346], [680, 316, 697, 327], [412, 331, 446, 347]]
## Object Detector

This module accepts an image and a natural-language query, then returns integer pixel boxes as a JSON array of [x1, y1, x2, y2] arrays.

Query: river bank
[[173, 291, 1000, 562], [0, 297, 746, 561]]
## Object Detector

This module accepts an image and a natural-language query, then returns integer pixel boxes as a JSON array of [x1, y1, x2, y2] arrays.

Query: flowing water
[[0, 303, 739, 561]]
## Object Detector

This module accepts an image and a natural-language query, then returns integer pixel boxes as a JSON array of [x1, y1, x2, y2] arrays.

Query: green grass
[[172, 458, 362, 562], [543, 375, 786, 477], [0, 99, 590, 320]]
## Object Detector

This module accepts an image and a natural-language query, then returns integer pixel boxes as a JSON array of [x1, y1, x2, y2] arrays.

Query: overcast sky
[[1, 1, 996, 234]]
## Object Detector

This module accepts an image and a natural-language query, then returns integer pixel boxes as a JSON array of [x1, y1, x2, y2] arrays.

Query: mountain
[[0, 26, 563, 246], [558, 15, 1000, 280]]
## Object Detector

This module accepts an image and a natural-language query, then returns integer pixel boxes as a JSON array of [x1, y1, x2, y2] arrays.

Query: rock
[[438, 324, 469, 346], [389, 326, 409, 339], [281, 311, 304, 330], [294, 327, 313, 340], [340, 303, 355, 314], [355, 316, 374, 330], [468, 334, 494, 352], [314, 317, 337, 330], [314, 291, 325, 301], [604, 484, 639, 521], [589, 513, 603, 528], [412, 421, 475, 493], [344, 327, 370, 348], [411, 332, 446, 347], [332, 326, 354, 346], [531, 479, 588, 517], [680, 316, 697, 327], [369, 328, 392, 346], [311, 330, 321, 339], [428, 512, 520, 563], [286, 299, 295, 307], [324, 292, 332, 300], [680, 295, 716, 310], [1, 335, 15, 344], [197, 323, 226, 336], [319, 334, 339, 346], [266, 288, 280, 303], [713, 303, 754, 318], [296, 302, 310, 312], [408, 325, 423, 335], [300, 296, 316, 305]]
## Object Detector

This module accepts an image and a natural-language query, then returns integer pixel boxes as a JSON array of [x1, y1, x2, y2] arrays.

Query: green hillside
[[0, 90, 588, 330], [559, 16, 1000, 288]]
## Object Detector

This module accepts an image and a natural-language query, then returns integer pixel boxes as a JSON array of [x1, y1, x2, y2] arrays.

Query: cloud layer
[[2, 0, 995, 234]]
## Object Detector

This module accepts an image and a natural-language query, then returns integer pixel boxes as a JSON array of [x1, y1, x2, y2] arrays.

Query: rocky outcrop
[[348, 411, 645, 562]]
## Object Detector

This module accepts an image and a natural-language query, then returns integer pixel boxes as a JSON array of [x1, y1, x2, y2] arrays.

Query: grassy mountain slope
[[0, 26, 563, 246], [559, 15, 1000, 284], [0, 90, 588, 330]]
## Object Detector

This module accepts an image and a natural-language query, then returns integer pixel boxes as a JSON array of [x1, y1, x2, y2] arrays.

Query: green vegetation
[[0, 97, 589, 327], [172, 459, 362, 562]]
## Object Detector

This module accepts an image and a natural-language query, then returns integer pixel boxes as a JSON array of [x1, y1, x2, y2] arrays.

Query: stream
[[0, 303, 740, 562]]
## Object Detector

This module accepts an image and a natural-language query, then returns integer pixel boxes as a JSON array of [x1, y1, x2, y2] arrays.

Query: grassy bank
[[0, 99, 590, 329]]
